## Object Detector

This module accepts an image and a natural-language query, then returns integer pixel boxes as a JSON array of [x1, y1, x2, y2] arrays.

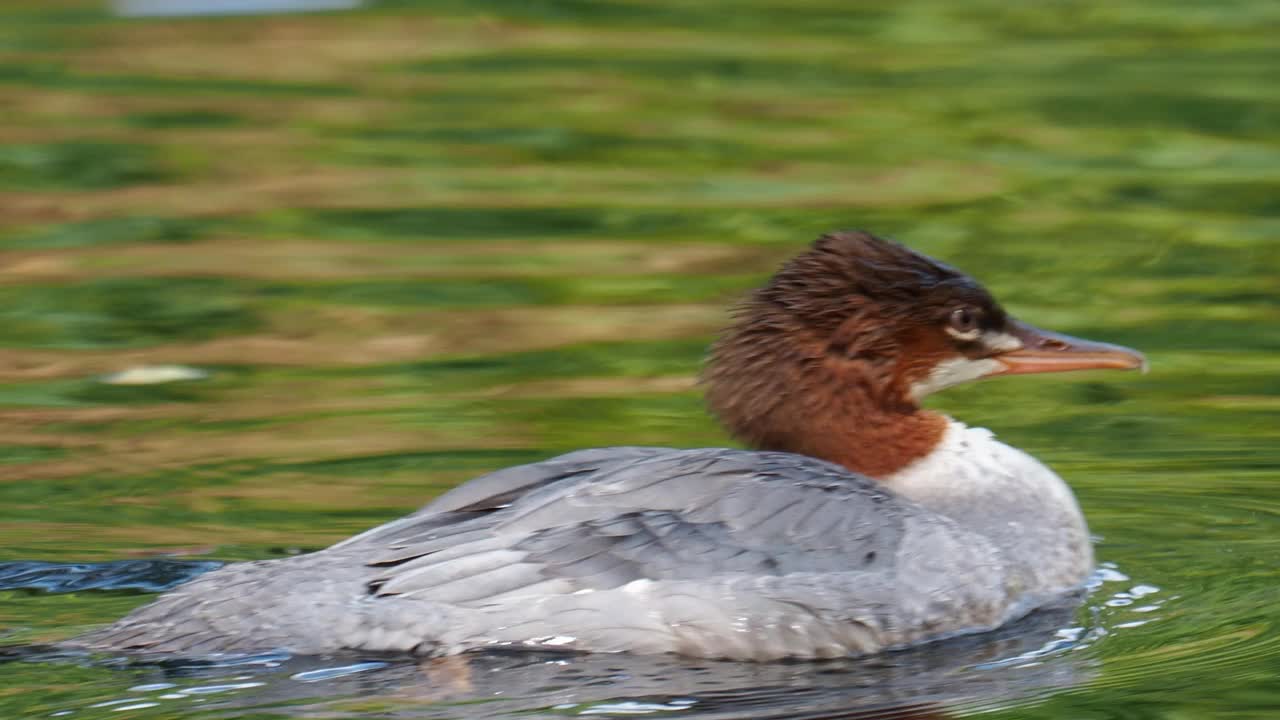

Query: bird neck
[[883, 420, 1094, 593], [704, 328, 948, 478], [804, 407, 949, 478]]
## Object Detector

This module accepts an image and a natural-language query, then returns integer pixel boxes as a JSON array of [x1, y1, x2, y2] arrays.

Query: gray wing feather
[[366, 448, 910, 600], [421, 446, 673, 514], [78, 445, 1010, 660], [331, 447, 676, 554]]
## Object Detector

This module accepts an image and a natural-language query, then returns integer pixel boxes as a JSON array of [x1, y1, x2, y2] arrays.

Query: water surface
[[0, 0, 1277, 718]]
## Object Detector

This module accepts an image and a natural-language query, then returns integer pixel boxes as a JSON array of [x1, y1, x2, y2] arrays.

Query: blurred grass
[[0, 140, 170, 189]]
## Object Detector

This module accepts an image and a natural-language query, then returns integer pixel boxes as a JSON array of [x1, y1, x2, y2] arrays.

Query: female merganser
[[78, 231, 1144, 661]]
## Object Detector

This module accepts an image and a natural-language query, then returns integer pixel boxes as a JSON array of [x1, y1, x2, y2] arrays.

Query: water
[[112, 0, 362, 19], [0, 0, 1278, 717]]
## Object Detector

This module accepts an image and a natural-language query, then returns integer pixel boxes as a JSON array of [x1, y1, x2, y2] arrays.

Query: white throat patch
[[908, 330, 1023, 400], [909, 357, 1002, 400]]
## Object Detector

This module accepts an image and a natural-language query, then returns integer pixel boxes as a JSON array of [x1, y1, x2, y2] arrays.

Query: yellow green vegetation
[[0, 0, 1277, 715]]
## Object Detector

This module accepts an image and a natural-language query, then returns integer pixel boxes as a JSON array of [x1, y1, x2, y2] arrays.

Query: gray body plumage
[[76, 422, 1091, 660]]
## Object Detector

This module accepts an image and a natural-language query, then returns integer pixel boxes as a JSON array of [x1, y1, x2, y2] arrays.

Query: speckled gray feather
[[75, 434, 1081, 661]]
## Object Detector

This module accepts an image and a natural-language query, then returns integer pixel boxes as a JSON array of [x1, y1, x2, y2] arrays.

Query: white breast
[[884, 420, 1094, 599]]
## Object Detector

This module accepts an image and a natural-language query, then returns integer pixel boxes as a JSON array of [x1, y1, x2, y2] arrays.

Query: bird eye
[[947, 307, 981, 339]]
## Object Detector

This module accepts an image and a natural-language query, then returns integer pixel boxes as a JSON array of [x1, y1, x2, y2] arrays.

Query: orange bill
[[992, 319, 1147, 376]]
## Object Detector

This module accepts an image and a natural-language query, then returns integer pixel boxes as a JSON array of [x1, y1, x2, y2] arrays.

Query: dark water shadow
[[0, 559, 222, 594], [4, 603, 1092, 719]]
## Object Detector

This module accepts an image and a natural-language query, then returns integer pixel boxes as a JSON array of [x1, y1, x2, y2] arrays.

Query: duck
[[75, 230, 1145, 661]]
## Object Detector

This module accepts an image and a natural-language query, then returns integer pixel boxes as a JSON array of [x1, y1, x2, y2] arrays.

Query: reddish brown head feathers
[[704, 231, 1144, 478]]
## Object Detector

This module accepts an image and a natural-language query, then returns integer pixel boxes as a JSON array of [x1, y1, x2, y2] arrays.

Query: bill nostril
[[1042, 338, 1070, 351]]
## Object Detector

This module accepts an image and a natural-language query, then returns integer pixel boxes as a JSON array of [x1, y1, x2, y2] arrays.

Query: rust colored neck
[[791, 405, 948, 479], [704, 320, 948, 479]]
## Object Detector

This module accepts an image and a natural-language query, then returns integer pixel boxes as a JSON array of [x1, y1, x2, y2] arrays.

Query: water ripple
[[0, 559, 222, 594]]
